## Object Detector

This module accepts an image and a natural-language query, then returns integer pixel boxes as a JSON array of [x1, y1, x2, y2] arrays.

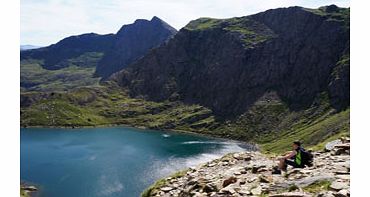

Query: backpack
[[300, 148, 314, 167]]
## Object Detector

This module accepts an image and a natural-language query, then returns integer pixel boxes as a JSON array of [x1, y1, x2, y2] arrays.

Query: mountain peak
[[95, 17, 177, 79]]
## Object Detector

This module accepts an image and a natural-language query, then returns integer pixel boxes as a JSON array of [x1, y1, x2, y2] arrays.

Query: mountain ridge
[[112, 5, 349, 118]]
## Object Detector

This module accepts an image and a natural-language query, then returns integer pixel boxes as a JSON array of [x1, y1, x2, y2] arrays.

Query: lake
[[21, 127, 254, 197]]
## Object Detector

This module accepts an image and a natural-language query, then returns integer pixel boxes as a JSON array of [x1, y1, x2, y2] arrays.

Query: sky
[[21, 0, 350, 46]]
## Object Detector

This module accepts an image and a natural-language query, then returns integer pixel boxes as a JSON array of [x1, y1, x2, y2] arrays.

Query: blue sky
[[21, 0, 350, 46]]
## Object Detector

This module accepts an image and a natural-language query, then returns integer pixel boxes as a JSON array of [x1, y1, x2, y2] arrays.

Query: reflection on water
[[21, 127, 254, 197]]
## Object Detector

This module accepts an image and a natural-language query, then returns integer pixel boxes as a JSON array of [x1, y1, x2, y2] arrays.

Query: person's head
[[292, 140, 301, 149]]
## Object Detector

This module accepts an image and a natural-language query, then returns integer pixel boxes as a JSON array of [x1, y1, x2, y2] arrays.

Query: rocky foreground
[[144, 138, 350, 197]]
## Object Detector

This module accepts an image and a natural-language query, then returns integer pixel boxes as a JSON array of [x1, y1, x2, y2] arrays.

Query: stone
[[334, 143, 350, 150], [333, 189, 350, 197], [269, 192, 312, 197], [325, 140, 342, 151], [251, 186, 262, 195], [219, 185, 236, 194], [329, 181, 349, 191], [161, 186, 174, 192], [22, 185, 38, 192], [208, 163, 217, 167], [251, 165, 266, 173], [203, 183, 218, 193], [222, 176, 237, 187], [238, 188, 251, 195], [259, 174, 271, 183], [248, 177, 258, 183]]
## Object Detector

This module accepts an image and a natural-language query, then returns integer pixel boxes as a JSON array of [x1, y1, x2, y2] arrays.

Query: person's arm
[[283, 150, 296, 159]]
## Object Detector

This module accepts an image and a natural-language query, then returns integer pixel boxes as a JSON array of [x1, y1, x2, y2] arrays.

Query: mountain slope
[[20, 45, 42, 51], [20, 17, 177, 91], [21, 33, 114, 70], [113, 5, 349, 118], [95, 16, 177, 79]]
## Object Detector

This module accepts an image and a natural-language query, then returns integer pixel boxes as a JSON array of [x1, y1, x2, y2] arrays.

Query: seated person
[[273, 141, 307, 174]]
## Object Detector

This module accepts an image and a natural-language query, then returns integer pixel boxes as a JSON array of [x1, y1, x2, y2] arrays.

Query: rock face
[[113, 5, 349, 117], [21, 17, 177, 76], [96, 16, 177, 79], [143, 138, 350, 197], [21, 33, 114, 70]]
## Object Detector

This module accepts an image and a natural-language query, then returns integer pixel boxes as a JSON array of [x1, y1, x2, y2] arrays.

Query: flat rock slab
[[269, 192, 313, 197]]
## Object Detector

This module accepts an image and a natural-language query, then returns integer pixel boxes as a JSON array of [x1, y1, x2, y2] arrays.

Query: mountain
[[21, 33, 115, 70], [20, 45, 42, 51], [21, 5, 350, 153], [113, 5, 349, 118], [95, 16, 177, 79], [20, 17, 177, 91]]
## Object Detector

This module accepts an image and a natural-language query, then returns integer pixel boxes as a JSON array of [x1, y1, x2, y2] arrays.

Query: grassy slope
[[21, 56, 101, 92], [21, 84, 349, 154], [184, 16, 275, 48]]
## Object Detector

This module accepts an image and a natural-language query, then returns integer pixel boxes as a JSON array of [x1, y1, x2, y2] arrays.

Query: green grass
[[303, 180, 331, 193], [304, 6, 349, 27], [184, 16, 275, 48], [260, 108, 349, 153], [21, 86, 350, 156], [21, 84, 217, 129], [21, 59, 101, 92], [20, 188, 29, 197]]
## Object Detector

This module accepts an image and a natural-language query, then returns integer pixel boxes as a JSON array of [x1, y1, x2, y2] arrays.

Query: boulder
[[251, 185, 262, 195], [325, 140, 342, 151], [222, 176, 237, 187], [329, 181, 349, 191]]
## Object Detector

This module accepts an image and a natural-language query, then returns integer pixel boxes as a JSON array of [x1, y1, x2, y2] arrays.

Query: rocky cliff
[[113, 5, 349, 118], [95, 16, 177, 79]]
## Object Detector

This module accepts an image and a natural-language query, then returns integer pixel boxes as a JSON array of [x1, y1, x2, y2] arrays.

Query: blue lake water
[[21, 127, 254, 197]]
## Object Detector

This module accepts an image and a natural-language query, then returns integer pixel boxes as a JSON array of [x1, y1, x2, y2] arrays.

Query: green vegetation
[[184, 17, 222, 30], [20, 188, 29, 197], [141, 169, 188, 197], [303, 180, 331, 193], [305, 6, 349, 27], [21, 58, 101, 92], [21, 84, 350, 155], [184, 16, 275, 48], [21, 84, 217, 130]]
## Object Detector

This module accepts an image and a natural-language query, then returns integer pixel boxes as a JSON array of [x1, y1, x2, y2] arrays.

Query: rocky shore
[[143, 138, 350, 197], [20, 184, 38, 197]]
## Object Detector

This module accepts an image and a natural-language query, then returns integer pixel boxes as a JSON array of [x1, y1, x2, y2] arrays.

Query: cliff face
[[95, 16, 177, 79], [113, 5, 349, 117]]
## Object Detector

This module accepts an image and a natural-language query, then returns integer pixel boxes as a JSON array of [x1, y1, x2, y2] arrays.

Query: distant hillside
[[20, 45, 42, 51], [20, 17, 177, 91]]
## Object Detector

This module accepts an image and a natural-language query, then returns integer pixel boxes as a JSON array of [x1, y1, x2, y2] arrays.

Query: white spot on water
[[162, 134, 170, 138]]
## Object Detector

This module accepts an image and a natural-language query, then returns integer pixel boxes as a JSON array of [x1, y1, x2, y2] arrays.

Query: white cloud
[[21, 0, 350, 46]]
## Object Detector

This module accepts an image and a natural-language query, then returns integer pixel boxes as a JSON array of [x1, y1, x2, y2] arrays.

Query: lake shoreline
[[21, 127, 255, 196], [21, 124, 260, 151]]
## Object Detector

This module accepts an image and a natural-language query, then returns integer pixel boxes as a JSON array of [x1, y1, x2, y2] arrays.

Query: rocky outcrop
[[143, 138, 350, 196], [95, 16, 177, 79], [113, 5, 349, 117]]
